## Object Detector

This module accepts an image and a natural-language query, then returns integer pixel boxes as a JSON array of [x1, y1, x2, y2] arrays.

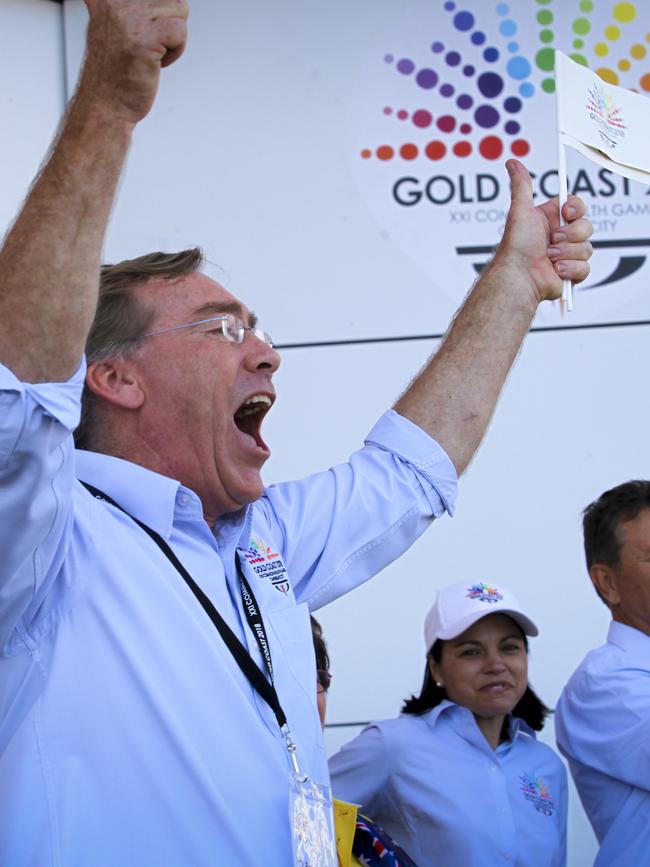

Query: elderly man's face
[[606, 509, 650, 636], [131, 271, 280, 521]]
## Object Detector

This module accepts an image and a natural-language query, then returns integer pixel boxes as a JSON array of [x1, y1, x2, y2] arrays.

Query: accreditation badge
[[289, 775, 337, 867]]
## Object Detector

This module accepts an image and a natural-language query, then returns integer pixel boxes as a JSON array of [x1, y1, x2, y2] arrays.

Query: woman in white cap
[[328, 580, 567, 866]]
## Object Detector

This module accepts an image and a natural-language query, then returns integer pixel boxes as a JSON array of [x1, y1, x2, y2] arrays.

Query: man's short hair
[[75, 248, 203, 449], [583, 480, 650, 571]]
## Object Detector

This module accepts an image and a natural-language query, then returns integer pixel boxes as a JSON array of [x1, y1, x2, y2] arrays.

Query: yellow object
[[333, 798, 363, 867]]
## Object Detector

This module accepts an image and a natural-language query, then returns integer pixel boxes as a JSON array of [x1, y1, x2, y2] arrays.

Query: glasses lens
[[222, 314, 245, 343], [252, 327, 274, 347], [317, 670, 332, 692]]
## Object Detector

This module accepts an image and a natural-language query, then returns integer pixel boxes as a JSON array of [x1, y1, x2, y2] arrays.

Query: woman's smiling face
[[430, 613, 529, 725]]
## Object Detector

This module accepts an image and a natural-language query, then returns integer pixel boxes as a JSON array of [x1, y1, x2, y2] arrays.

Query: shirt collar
[[607, 620, 650, 655], [75, 449, 186, 539], [422, 700, 535, 744], [75, 450, 253, 543]]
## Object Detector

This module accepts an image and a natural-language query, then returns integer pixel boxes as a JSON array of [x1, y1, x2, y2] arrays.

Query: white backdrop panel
[[63, 0, 650, 345], [0, 0, 65, 235]]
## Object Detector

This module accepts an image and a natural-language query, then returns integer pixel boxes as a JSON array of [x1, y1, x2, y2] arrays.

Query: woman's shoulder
[[359, 711, 432, 744], [513, 723, 567, 776]]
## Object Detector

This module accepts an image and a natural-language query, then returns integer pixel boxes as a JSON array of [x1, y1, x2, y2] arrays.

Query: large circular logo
[[347, 0, 650, 323]]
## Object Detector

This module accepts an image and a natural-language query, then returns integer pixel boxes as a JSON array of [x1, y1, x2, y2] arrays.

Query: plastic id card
[[289, 775, 337, 867]]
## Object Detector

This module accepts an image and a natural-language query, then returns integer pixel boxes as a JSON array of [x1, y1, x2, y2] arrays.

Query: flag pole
[[554, 50, 573, 311], [557, 134, 573, 311]]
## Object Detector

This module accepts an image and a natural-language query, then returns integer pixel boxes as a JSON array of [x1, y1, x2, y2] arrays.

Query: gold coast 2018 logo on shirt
[[519, 772, 556, 816], [241, 534, 290, 594]]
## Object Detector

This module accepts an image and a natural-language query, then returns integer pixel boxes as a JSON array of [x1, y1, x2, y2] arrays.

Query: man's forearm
[[393, 160, 592, 476], [394, 255, 537, 476], [0, 0, 188, 384], [0, 96, 134, 383]]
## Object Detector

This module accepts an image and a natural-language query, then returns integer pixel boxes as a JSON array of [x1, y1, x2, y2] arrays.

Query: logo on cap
[[466, 582, 503, 604]]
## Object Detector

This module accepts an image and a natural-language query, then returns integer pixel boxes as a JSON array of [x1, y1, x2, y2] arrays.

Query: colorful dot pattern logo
[[243, 533, 279, 564], [520, 772, 556, 816], [466, 583, 503, 604], [360, 0, 650, 163]]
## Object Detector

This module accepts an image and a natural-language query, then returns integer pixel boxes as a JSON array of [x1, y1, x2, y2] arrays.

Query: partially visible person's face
[[430, 614, 528, 724], [129, 272, 280, 521], [317, 679, 328, 728], [316, 667, 332, 728], [595, 508, 650, 636]]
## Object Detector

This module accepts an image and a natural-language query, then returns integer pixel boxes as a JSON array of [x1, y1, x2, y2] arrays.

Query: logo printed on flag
[[586, 84, 627, 150], [555, 50, 650, 183]]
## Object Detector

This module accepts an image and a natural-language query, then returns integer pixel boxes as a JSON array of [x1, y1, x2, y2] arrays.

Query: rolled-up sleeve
[[261, 409, 457, 608], [0, 361, 85, 653], [364, 410, 457, 517]]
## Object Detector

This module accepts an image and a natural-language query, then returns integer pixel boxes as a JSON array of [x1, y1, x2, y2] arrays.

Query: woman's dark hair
[[401, 624, 551, 732], [310, 615, 330, 673]]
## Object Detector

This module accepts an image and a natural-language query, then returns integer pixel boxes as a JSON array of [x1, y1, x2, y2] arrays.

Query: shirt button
[[490, 765, 497, 771], [178, 494, 190, 507]]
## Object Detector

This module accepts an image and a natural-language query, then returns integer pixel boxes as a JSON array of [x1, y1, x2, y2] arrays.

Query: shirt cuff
[[365, 409, 458, 517], [0, 358, 87, 433]]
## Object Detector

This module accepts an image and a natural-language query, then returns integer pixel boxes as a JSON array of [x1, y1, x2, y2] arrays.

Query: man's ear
[[85, 359, 145, 410], [589, 563, 621, 608]]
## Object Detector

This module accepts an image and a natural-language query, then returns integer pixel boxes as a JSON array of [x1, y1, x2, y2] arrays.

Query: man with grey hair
[[0, 2, 592, 866]]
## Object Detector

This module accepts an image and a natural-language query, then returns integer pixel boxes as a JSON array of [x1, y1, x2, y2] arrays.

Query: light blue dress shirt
[[0, 360, 456, 867], [329, 702, 567, 867], [556, 621, 650, 867]]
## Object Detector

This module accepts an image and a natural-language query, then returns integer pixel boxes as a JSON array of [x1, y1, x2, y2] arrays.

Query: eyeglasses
[[142, 313, 273, 347], [317, 669, 332, 693]]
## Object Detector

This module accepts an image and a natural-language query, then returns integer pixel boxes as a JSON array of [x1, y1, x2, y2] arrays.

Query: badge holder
[[285, 728, 337, 867]]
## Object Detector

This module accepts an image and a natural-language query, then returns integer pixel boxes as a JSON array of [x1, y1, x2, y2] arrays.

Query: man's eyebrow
[[191, 302, 258, 328]]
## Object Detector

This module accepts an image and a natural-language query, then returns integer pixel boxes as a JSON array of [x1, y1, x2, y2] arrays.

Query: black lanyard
[[81, 481, 288, 730]]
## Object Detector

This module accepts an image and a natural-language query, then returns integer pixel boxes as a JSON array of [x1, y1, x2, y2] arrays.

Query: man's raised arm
[[394, 159, 592, 475], [0, 0, 188, 383]]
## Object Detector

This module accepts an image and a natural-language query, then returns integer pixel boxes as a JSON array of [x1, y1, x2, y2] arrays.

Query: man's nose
[[245, 333, 281, 373]]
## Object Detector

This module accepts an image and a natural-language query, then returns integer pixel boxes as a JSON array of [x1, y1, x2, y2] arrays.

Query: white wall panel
[[0, 0, 65, 236], [63, 0, 650, 345]]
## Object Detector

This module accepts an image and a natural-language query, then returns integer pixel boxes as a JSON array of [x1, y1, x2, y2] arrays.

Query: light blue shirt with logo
[[329, 702, 568, 867], [556, 621, 650, 867], [0, 360, 456, 867]]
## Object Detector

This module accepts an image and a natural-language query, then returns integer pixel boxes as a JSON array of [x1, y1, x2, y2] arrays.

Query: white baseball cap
[[424, 580, 539, 651]]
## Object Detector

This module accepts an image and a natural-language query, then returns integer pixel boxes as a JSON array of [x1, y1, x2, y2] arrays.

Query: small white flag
[[554, 51, 650, 310], [555, 50, 650, 185]]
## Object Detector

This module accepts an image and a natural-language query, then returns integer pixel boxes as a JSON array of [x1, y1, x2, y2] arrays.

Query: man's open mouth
[[234, 394, 273, 451]]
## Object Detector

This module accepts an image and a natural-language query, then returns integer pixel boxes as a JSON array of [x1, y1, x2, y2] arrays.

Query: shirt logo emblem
[[466, 583, 503, 604], [241, 534, 290, 594], [519, 772, 556, 816]]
